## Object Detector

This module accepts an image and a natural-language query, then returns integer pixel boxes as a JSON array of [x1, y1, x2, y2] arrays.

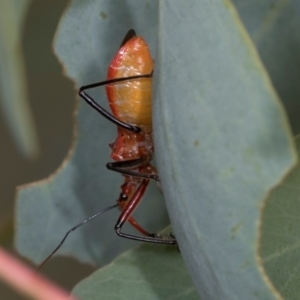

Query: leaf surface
[[0, 0, 39, 158], [15, 0, 168, 266], [153, 1, 296, 299], [15, 1, 300, 299], [72, 235, 199, 300], [260, 135, 300, 300]]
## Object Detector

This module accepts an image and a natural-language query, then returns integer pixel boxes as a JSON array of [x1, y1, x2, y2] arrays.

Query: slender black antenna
[[37, 204, 118, 272]]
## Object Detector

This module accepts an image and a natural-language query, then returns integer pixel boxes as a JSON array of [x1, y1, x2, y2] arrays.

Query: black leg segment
[[79, 74, 152, 133], [106, 159, 160, 181]]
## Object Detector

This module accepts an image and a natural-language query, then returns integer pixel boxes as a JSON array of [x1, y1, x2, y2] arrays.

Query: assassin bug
[[38, 29, 177, 271]]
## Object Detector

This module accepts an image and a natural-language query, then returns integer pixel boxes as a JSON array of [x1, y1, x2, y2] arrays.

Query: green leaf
[[153, 1, 296, 299], [72, 234, 199, 300], [0, 0, 39, 159], [15, 0, 300, 299], [260, 135, 300, 300], [15, 0, 170, 267], [233, 0, 300, 134]]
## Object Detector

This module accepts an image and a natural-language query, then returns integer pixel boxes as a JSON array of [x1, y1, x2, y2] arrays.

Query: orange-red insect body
[[107, 35, 154, 160], [106, 36, 153, 132], [38, 30, 176, 271], [106, 32, 158, 235], [79, 30, 175, 245]]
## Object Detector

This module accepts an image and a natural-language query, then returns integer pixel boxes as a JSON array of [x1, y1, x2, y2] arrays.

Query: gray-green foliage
[[16, 0, 169, 266], [73, 239, 199, 300], [261, 136, 300, 300], [0, 0, 39, 158], [15, 0, 300, 299], [153, 1, 295, 299]]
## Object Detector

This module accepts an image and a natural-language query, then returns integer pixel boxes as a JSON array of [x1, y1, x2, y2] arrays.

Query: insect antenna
[[37, 203, 118, 272]]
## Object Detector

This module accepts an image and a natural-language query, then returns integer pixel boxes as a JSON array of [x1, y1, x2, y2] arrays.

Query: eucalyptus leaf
[[153, 1, 296, 299], [15, 0, 170, 266], [0, 0, 39, 158], [72, 232, 199, 300], [15, 0, 300, 299], [233, 0, 300, 134], [260, 135, 300, 300]]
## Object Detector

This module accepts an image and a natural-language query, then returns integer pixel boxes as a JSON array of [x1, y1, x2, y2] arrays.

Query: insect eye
[[120, 193, 128, 201]]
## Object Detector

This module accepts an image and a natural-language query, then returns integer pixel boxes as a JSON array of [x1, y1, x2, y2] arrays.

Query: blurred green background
[[0, 1, 95, 299]]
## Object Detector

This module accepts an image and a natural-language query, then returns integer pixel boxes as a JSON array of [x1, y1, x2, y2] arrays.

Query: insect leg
[[79, 74, 152, 133], [128, 216, 151, 236], [118, 181, 153, 236], [115, 179, 177, 245], [107, 159, 159, 181]]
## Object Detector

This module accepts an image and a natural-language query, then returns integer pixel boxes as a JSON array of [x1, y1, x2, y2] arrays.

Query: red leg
[[115, 179, 177, 245], [107, 160, 159, 181], [128, 217, 149, 236], [118, 180, 151, 235]]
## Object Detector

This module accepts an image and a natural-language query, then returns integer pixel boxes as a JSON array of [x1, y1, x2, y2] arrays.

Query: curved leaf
[[72, 232, 199, 300], [153, 1, 296, 299], [233, 0, 300, 134], [15, 0, 300, 299], [15, 0, 169, 266], [0, 0, 39, 158], [260, 135, 300, 300]]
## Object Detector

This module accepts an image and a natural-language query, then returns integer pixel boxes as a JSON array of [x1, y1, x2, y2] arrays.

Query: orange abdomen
[[106, 36, 153, 133]]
